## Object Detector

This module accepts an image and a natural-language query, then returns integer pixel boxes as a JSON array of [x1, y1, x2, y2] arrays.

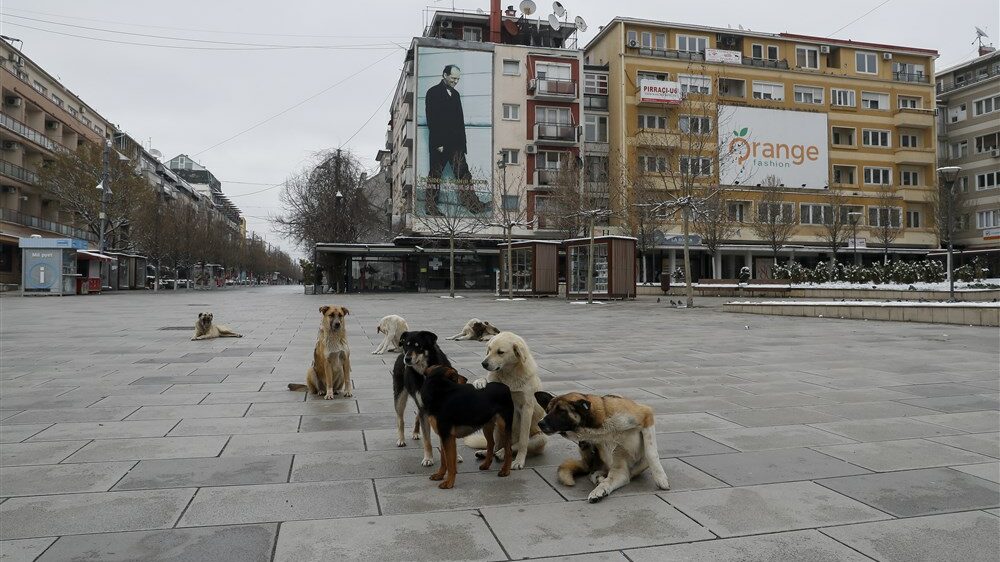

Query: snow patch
[[728, 300, 1000, 308]]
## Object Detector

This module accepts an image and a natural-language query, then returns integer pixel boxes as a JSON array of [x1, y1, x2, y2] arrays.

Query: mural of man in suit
[[424, 64, 485, 215]]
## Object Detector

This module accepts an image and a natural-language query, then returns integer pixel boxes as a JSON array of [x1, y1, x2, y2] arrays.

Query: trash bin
[[660, 272, 671, 293], [76, 277, 89, 295]]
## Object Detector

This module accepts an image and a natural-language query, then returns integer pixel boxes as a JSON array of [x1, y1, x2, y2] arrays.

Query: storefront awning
[[76, 250, 118, 261]]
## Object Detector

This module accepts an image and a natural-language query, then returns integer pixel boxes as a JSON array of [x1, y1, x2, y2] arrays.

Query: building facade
[[167, 154, 243, 233], [935, 48, 1000, 251], [585, 18, 940, 279]]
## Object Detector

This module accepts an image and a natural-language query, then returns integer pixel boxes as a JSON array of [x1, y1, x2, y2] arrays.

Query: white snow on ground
[[640, 279, 1000, 291], [571, 301, 606, 305], [728, 300, 1000, 308], [494, 298, 528, 301]]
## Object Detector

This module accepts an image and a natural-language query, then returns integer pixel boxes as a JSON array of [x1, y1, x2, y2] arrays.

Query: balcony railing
[[0, 114, 70, 154], [0, 208, 96, 241], [742, 57, 790, 70], [535, 168, 562, 186], [0, 159, 38, 185], [628, 45, 705, 62], [893, 71, 929, 84], [938, 66, 998, 93], [584, 96, 609, 110], [534, 122, 576, 143], [529, 78, 577, 98]]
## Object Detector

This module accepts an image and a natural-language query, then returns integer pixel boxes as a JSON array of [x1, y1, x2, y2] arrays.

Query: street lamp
[[848, 211, 862, 264], [937, 166, 961, 300]]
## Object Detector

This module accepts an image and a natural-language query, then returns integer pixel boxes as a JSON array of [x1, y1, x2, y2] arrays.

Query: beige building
[[936, 48, 1000, 251], [585, 18, 940, 278]]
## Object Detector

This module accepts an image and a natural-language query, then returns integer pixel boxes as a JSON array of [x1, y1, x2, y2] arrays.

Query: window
[[638, 71, 668, 82], [502, 59, 520, 75], [637, 114, 667, 129], [906, 211, 921, 228], [832, 127, 855, 146], [536, 62, 571, 81], [958, 214, 970, 230], [976, 171, 999, 190], [869, 207, 902, 227], [977, 209, 1000, 229], [856, 51, 877, 74], [752, 81, 784, 100], [801, 204, 833, 225], [841, 205, 864, 224], [585, 155, 608, 182], [758, 202, 794, 222], [718, 78, 745, 98], [641, 32, 653, 48], [68, 107, 78, 117], [535, 106, 571, 125], [898, 95, 921, 109], [833, 165, 856, 184], [627, 30, 638, 45], [795, 46, 819, 69], [536, 150, 568, 170], [831, 88, 856, 107], [959, 176, 969, 193], [462, 27, 482, 42], [862, 129, 891, 147], [767, 45, 779, 60], [677, 34, 708, 53], [948, 104, 967, 123], [794, 85, 824, 104], [861, 91, 889, 110], [680, 157, 712, 176], [679, 74, 711, 95], [32, 80, 48, 95], [584, 73, 608, 95], [974, 133, 998, 154], [50, 94, 64, 108], [502, 195, 520, 211], [893, 62, 925, 81], [751, 44, 763, 59], [973, 94, 1000, 116], [901, 170, 920, 186], [502, 103, 520, 120], [728, 201, 749, 222], [864, 167, 892, 185], [655, 33, 666, 50], [950, 141, 968, 159], [679, 115, 711, 134], [500, 149, 519, 165], [585, 114, 608, 142], [900, 134, 919, 148], [638, 154, 668, 173]]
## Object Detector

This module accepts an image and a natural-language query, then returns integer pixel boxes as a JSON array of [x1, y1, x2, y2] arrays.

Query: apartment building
[[167, 154, 243, 233], [585, 18, 939, 279], [936, 48, 1000, 252]]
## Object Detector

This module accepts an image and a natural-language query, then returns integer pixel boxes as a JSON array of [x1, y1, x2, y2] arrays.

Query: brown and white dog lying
[[534, 391, 670, 503], [373, 314, 408, 355], [446, 318, 500, 341], [288, 305, 352, 400], [192, 312, 242, 340]]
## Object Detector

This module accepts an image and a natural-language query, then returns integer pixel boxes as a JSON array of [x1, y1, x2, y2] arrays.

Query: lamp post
[[848, 211, 862, 264], [937, 166, 961, 300]]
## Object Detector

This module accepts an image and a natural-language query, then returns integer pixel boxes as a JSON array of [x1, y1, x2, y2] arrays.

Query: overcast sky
[[2, 0, 995, 257]]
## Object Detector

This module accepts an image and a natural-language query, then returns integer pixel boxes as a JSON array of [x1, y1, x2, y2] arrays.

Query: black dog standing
[[392, 331, 452, 466]]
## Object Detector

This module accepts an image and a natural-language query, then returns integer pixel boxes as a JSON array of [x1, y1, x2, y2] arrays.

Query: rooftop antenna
[[575, 15, 587, 32], [519, 0, 536, 15], [973, 26, 990, 47], [552, 1, 566, 17], [548, 13, 561, 30]]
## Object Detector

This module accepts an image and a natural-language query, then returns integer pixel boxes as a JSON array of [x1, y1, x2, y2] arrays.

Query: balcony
[[893, 107, 935, 129], [528, 78, 577, 100], [534, 168, 563, 186], [892, 71, 930, 84], [939, 66, 998, 94], [0, 114, 70, 154], [0, 208, 96, 241], [741, 57, 790, 70], [893, 147, 936, 165], [402, 165, 414, 188], [584, 96, 608, 111], [401, 120, 413, 148], [0, 159, 38, 185], [633, 129, 680, 148], [534, 122, 577, 145], [627, 44, 705, 62]]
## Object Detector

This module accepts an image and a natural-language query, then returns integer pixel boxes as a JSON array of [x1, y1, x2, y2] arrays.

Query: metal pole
[[947, 183, 954, 300], [98, 139, 110, 253], [587, 213, 595, 305], [852, 219, 858, 263]]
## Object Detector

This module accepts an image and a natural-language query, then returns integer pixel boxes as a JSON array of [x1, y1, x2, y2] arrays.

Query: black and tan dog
[[421, 365, 513, 489], [392, 331, 453, 466], [534, 391, 670, 503]]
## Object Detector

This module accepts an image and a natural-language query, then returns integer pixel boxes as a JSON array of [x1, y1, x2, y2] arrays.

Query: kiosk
[[18, 237, 86, 296], [498, 240, 560, 296], [564, 236, 637, 300]]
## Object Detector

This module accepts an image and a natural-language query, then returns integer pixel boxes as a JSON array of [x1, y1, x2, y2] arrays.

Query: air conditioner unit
[[527, 78, 537, 92], [819, 45, 831, 54], [524, 144, 538, 155], [628, 39, 638, 48], [992, 148, 1000, 158], [45, 121, 59, 130], [440, 20, 453, 29], [1, 141, 20, 151], [3, 96, 21, 107], [882, 52, 893, 60]]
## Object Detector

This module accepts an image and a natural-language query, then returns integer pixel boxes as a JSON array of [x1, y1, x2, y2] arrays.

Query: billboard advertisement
[[415, 46, 492, 217], [639, 79, 681, 104], [719, 106, 828, 188]]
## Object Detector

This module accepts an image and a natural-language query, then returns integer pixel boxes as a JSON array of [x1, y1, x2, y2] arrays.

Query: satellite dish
[[575, 15, 587, 32], [975, 26, 989, 38], [149, 149, 162, 159], [552, 1, 566, 17], [519, 0, 536, 16], [548, 13, 561, 30]]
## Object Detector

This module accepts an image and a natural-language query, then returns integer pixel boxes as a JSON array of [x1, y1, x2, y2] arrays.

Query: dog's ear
[[454, 372, 469, 385], [426, 332, 438, 345], [398, 331, 409, 345], [483, 321, 490, 325], [574, 398, 591, 412], [341, 307, 350, 316], [535, 391, 555, 409], [319, 306, 330, 314], [512, 341, 523, 360], [198, 313, 204, 319]]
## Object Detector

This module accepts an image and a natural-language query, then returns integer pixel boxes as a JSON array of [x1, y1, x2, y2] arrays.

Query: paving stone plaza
[[1, 286, 998, 561]]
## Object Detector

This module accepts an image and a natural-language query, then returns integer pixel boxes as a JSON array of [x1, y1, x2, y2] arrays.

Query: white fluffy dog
[[372, 315, 408, 355], [466, 331, 547, 469]]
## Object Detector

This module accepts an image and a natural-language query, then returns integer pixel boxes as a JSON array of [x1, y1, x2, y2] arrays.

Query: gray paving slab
[[36, 523, 278, 562], [901, 394, 1000, 413], [200, 391, 305, 404], [723, 392, 834, 409], [655, 431, 738, 457], [290, 449, 468, 482], [949, 462, 1000, 484], [0, 424, 50, 443], [808, 401, 942, 420], [799, 388, 924, 403], [519, 554, 628, 562], [124, 403, 250, 420], [809, 417, 965, 442], [26, 420, 177, 442], [915, 411, 1000, 433], [626, 529, 872, 561], [298, 413, 400, 432], [0, 440, 86, 466], [928, 432, 1000, 458], [0, 488, 195, 540], [711, 407, 844, 427], [815, 438, 993, 471], [481, 494, 714, 558], [697, 425, 856, 451], [537, 458, 728, 501], [245, 400, 357, 416], [131, 374, 229, 384], [65, 436, 228, 462], [88, 394, 210, 407], [1, 407, 139, 425], [162, 383, 263, 393], [821, 511, 1000, 562], [682, 448, 871, 486], [0, 461, 136, 496], [654, 413, 742, 432], [0, 538, 57, 562], [663, 481, 890, 537], [167, 415, 300, 436], [222, 431, 364, 456], [177, 481, 377, 527], [114, 456, 292, 490], [818, 467, 1000, 517], [887, 383, 991, 397], [273, 510, 507, 562], [375, 469, 564, 515]]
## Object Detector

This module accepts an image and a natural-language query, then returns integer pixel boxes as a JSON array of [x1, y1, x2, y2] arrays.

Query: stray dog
[[467, 331, 547, 469], [392, 331, 458, 466], [373, 314, 409, 355], [288, 306, 352, 400], [421, 365, 513, 489], [192, 312, 242, 340], [446, 318, 500, 341], [534, 391, 670, 503]]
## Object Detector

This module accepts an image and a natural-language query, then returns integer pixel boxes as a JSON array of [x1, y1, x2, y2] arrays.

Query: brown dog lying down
[[288, 305, 352, 399], [419, 365, 514, 489], [446, 318, 500, 341], [192, 312, 242, 340]]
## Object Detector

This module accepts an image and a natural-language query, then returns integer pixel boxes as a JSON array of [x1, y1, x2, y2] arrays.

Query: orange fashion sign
[[720, 106, 828, 188]]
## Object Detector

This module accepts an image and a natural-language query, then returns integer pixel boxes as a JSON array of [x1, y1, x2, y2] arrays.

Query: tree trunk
[[153, 259, 160, 292], [682, 209, 694, 308], [639, 252, 647, 284], [587, 214, 595, 305], [448, 232, 455, 298], [506, 225, 514, 301]]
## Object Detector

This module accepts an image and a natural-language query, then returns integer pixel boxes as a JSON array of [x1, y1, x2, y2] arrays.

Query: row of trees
[[37, 141, 299, 287]]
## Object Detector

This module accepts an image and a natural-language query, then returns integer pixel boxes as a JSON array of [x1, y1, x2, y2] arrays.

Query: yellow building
[[584, 18, 939, 278]]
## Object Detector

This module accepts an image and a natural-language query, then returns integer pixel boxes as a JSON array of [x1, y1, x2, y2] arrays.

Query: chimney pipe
[[490, 0, 502, 43], [979, 45, 996, 57]]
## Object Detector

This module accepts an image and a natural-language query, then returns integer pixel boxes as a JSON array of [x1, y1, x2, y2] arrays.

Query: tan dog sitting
[[192, 312, 242, 340], [288, 305, 352, 399]]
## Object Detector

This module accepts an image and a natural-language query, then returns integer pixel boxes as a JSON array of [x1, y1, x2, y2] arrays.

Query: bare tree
[[815, 188, 852, 269], [413, 215, 485, 298], [482, 155, 533, 301], [748, 176, 799, 269], [871, 183, 903, 264], [691, 186, 739, 278], [616, 152, 662, 283], [930, 177, 968, 250], [130, 186, 171, 290]]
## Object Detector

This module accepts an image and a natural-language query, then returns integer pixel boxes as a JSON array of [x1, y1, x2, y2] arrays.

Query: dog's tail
[[557, 458, 591, 487], [287, 383, 308, 391], [463, 431, 488, 449]]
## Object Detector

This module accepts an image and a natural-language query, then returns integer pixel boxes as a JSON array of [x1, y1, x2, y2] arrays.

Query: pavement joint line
[[815, 527, 886, 561], [107, 459, 141, 491], [809, 479, 901, 518], [217, 435, 234, 457], [476, 508, 512, 561], [269, 522, 282, 562], [655, 493, 720, 539], [371, 478, 382, 516], [285, 454, 295, 483], [804, 445, 882, 472]]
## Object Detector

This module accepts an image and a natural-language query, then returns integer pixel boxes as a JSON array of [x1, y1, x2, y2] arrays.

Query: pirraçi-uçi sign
[[639, 79, 681, 104]]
